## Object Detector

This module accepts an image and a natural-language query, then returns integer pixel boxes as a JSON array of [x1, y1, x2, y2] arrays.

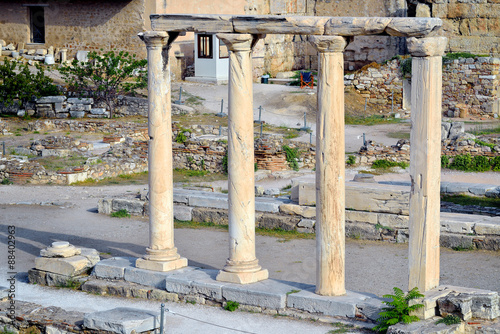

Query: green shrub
[[222, 151, 228, 174], [441, 155, 450, 168], [443, 52, 478, 61], [224, 300, 240, 312], [282, 145, 300, 171], [471, 155, 491, 172], [59, 50, 147, 118], [401, 58, 412, 77], [374, 287, 424, 333], [0, 58, 60, 109], [347, 155, 356, 166], [491, 156, 500, 171], [449, 154, 473, 171], [1, 178, 13, 185]]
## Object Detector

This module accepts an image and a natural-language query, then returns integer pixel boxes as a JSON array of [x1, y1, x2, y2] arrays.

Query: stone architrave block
[[151, 14, 234, 33], [287, 288, 373, 318], [68, 97, 93, 104], [325, 17, 390, 36], [112, 199, 145, 215], [437, 292, 473, 320], [93, 257, 135, 280], [233, 15, 329, 35], [385, 17, 442, 37], [174, 205, 193, 221], [83, 308, 160, 334]]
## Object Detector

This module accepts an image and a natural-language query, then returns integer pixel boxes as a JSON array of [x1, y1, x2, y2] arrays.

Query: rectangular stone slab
[[233, 15, 328, 35], [84, 307, 160, 334]]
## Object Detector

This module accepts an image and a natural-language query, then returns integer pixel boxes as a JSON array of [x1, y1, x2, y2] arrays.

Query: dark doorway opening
[[30, 6, 45, 44]]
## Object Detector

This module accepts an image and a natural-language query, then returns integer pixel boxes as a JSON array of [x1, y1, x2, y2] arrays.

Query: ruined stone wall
[[0, 0, 148, 59], [421, 0, 500, 56]]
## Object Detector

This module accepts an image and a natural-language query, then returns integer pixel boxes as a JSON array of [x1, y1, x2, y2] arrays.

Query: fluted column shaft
[[309, 36, 347, 296], [216, 33, 268, 284], [407, 37, 448, 292]]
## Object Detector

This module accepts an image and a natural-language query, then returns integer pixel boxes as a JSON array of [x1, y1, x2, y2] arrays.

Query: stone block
[[223, 279, 309, 309], [35, 254, 96, 276], [387, 318, 464, 334], [377, 213, 409, 229], [297, 182, 315, 205], [486, 187, 500, 198], [37, 96, 66, 104], [469, 184, 498, 196], [93, 257, 135, 280], [235, 16, 329, 35], [164, 268, 224, 300], [440, 233, 474, 250], [173, 190, 189, 204], [83, 308, 160, 334], [75, 51, 88, 62], [90, 108, 107, 115], [345, 210, 377, 225], [189, 194, 228, 209], [297, 219, 315, 229], [191, 207, 228, 225], [468, 292, 500, 320], [279, 203, 315, 218], [112, 199, 145, 215], [437, 292, 473, 320], [346, 182, 409, 215], [255, 199, 281, 213], [174, 205, 193, 221], [123, 266, 180, 289], [445, 183, 475, 194], [385, 17, 442, 37], [69, 110, 85, 118], [287, 288, 374, 318], [98, 199, 113, 214], [475, 222, 500, 235], [46, 326, 72, 334], [151, 14, 234, 33], [68, 97, 93, 104]]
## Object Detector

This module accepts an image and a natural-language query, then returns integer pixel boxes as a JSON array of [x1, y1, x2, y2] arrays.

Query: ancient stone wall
[[0, 0, 148, 59]]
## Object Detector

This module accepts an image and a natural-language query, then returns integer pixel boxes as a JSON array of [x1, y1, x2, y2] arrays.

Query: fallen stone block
[[93, 257, 135, 280], [112, 199, 145, 215], [279, 203, 315, 218], [174, 205, 192, 221], [83, 307, 160, 334], [98, 199, 113, 214], [437, 292, 473, 320], [35, 248, 99, 276], [387, 317, 464, 334]]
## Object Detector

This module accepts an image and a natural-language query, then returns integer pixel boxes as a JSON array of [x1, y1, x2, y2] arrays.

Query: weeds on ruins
[[223, 300, 240, 312], [436, 315, 462, 325], [374, 287, 424, 333], [59, 51, 147, 118]]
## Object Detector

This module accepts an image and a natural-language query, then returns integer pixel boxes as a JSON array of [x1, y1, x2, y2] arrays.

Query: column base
[[216, 268, 269, 284], [135, 257, 188, 272]]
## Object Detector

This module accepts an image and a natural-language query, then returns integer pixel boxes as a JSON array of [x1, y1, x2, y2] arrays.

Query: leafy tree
[[59, 50, 147, 118], [0, 58, 59, 109]]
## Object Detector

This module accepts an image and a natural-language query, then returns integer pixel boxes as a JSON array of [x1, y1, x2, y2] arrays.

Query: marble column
[[215, 33, 268, 284], [309, 36, 348, 296], [407, 36, 447, 292], [136, 31, 187, 272]]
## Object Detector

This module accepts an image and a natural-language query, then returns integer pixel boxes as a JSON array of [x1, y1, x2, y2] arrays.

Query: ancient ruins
[[134, 14, 447, 296]]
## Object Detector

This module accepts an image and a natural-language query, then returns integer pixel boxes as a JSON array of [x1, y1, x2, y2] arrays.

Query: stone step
[[83, 307, 160, 334]]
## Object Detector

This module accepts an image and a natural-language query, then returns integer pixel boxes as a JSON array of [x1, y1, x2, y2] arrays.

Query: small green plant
[[222, 151, 228, 174], [436, 315, 461, 325], [373, 287, 424, 333], [224, 300, 240, 312], [328, 323, 355, 334], [474, 139, 496, 151], [282, 145, 300, 171], [375, 223, 394, 231], [58, 278, 82, 290], [346, 155, 356, 166], [401, 57, 412, 77], [186, 300, 196, 305], [175, 132, 188, 143], [111, 209, 131, 218], [286, 289, 301, 295], [33, 131, 40, 134], [452, 245, 474, 251], [372, 159, 409, 169], [441, 155, 450, 168], [1, 326, 17, 334], [1, 178, 13, 185]]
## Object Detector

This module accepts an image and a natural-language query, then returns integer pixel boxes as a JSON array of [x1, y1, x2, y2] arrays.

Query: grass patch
[[436, 315, 461, 325], [452, 245, 475, 251], [173, 168, 209, 177], [173, 169, 226, 184], [372, 159, 409, 169], [469, 125, 500, 136], [1, 178, 13, 185], [328, 323, 355, 334], [36, 154, 88, 171], [255, 227, 314, 241], [174, 220, 228, 230], [111, 209, 131, 218], [387, 131, 411, 140], [345, 114, 401, 126], [441, 194, 500, 209], [72, 171, 149, 186], [57, 278, 82, 290]]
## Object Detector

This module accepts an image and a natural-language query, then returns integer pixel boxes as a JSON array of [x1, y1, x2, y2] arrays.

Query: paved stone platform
[[92, 257, 385, 321]]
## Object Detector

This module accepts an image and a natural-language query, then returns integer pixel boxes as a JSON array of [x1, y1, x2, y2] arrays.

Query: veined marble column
[[407, 37, 447, 292], [136, 31, 187, 272], [215, 33, 268, 284], [309, 36, 348, 296]]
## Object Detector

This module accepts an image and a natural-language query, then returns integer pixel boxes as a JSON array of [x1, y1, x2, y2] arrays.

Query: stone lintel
[[407, 36, 448, 57], [150, 14, 442, 38], [216, 33, 255, 52], [216, 268, 269, 285], [308, 36, 348, 53], [135, 257, 187, 272]]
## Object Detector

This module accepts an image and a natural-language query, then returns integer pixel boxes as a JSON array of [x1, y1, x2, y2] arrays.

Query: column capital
[[217, 33, 263, 52], [308, 36, 348, 53], [407, 36, 448, 57], [138, 31, 169, 47]]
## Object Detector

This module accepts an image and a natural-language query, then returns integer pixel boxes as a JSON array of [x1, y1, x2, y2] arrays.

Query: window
[[197, 34, 213, 59], [219, 39, 229, 59], [30, 6, 45, 43]]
